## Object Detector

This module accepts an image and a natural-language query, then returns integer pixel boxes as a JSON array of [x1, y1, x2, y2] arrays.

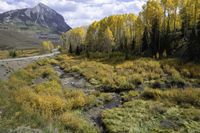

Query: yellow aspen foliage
[[62, 27, 87, 51], [104, 27, 115, 52], [41, 41, 54, 53]]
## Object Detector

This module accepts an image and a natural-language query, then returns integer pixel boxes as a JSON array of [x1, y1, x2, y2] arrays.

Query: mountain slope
[[0, 3, 71, 33], [0, 30, 40, 50]]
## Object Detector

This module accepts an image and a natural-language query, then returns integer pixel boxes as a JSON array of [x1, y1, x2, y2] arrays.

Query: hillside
[[0, 30, 40, 49]]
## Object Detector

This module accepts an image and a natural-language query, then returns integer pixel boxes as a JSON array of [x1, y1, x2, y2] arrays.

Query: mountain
[[0, 3, 71, 50], [0, 3, 71, 33], [0, 30, 40, 50]]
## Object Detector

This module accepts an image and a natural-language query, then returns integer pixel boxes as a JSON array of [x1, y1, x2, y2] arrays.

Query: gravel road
[[0, 51, 59, 80]]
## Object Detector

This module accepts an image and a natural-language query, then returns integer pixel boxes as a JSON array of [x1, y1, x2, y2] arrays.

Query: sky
[[0, 0, 147, 28]]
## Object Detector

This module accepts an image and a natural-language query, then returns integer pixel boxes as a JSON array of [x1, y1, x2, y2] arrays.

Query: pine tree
[[150, 18, 160, 56], [68, 43, 73, 53], [124, 37, 129, 59], [181, 10, 190, 40], [131, 38, 136, 52], [9, 50, 17, 58], [160, 21, 171, 56], [141, 27, 149, 52], [188, 20, 200, 61], [76, 46, 80, 55], [86, 46, 90, 58]]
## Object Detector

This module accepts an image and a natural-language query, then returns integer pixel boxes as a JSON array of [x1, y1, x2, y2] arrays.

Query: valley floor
[[0, 53, 200, 133]]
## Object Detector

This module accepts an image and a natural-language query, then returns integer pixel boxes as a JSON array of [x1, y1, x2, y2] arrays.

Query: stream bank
[[53, 65, 122, 133]]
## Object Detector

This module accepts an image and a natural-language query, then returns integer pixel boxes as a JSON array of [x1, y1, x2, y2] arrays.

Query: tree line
[[61, 0, 200, 61]]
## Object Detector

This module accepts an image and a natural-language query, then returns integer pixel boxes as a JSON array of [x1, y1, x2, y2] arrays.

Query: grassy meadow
[[0, 53, 199, 132], [0, 49, 41, 59], [54, 53, 200, 91]]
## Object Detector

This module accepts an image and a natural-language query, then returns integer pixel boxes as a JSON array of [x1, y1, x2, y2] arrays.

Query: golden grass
[[0, 49, 40, 59], [141, 88, 200, 107], [54, 55, 194, 90], [0, 58, 98, 132]]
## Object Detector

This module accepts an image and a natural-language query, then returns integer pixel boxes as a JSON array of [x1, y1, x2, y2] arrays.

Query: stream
[[53, 66, 122, 133]]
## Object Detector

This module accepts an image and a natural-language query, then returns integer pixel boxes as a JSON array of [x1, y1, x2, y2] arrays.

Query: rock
[[160, 120, 179, 130]]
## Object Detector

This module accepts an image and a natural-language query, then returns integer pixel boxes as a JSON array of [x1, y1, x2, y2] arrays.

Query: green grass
[[50, 54, 200, 132], [0, 54, 200, 132], [102, 100, 200, 133], [141, 88, 200, 107], [53, 54, 200, 91], [0, 49, 41, 59]]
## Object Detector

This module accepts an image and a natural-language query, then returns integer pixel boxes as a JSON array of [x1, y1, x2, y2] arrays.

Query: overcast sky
[[0, 0, 146, 28]]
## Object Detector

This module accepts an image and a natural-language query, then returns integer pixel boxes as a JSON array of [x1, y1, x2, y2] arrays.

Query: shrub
[[141, 88, 200, 107], [163, 65, 181, 79], [181, 63, 200, 78], [129, 74, 143, 85], [0, 80, 10, 107], [9, 69, 34, 88], [121, 91, 139, 101], [14, 88, 67, 119], [64, 90, 89, 109], [152, 79, 165, 88], [9, 50, 17, 58], [102, 100, 200, 133], [59, 112, 97, 133], [0, 57, 98, 132], [55, 55, 169, 91], [99, 93, 113, 103], [34, 80, 62, 95]]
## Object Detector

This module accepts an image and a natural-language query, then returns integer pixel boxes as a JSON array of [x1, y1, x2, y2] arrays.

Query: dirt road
[[0, 51, 59, 80]]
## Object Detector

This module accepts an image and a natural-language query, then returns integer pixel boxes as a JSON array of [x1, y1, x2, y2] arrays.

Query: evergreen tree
[[85, 45, 90, 58], [124, 37, 129, 59], [69, 43, 73, 53], [131, 38, 136, 52], [197, 20, 200, 42], [161, 21, 171, 56], [76, 46, 80, 55], [181, 10, 190, 40], [188, 20, 200, 61], [9, 50, 17, 58], [141, 27, 149, 52], [150, 18, 160, 56]]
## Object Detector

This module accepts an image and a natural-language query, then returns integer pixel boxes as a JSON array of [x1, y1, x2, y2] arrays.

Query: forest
[[62, 0, 200, 61]]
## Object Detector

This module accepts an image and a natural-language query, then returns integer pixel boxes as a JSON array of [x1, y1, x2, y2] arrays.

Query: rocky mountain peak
[[37, 3, 48, 8], [34, 3, 54, 12], [0, 3, 71, 33]]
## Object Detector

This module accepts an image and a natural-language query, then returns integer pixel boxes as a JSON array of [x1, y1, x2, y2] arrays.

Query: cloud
[[0, 0, 146, 27]]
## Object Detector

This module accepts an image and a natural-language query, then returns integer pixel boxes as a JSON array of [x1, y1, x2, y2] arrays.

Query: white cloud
[[0, 0, 147, 27]]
